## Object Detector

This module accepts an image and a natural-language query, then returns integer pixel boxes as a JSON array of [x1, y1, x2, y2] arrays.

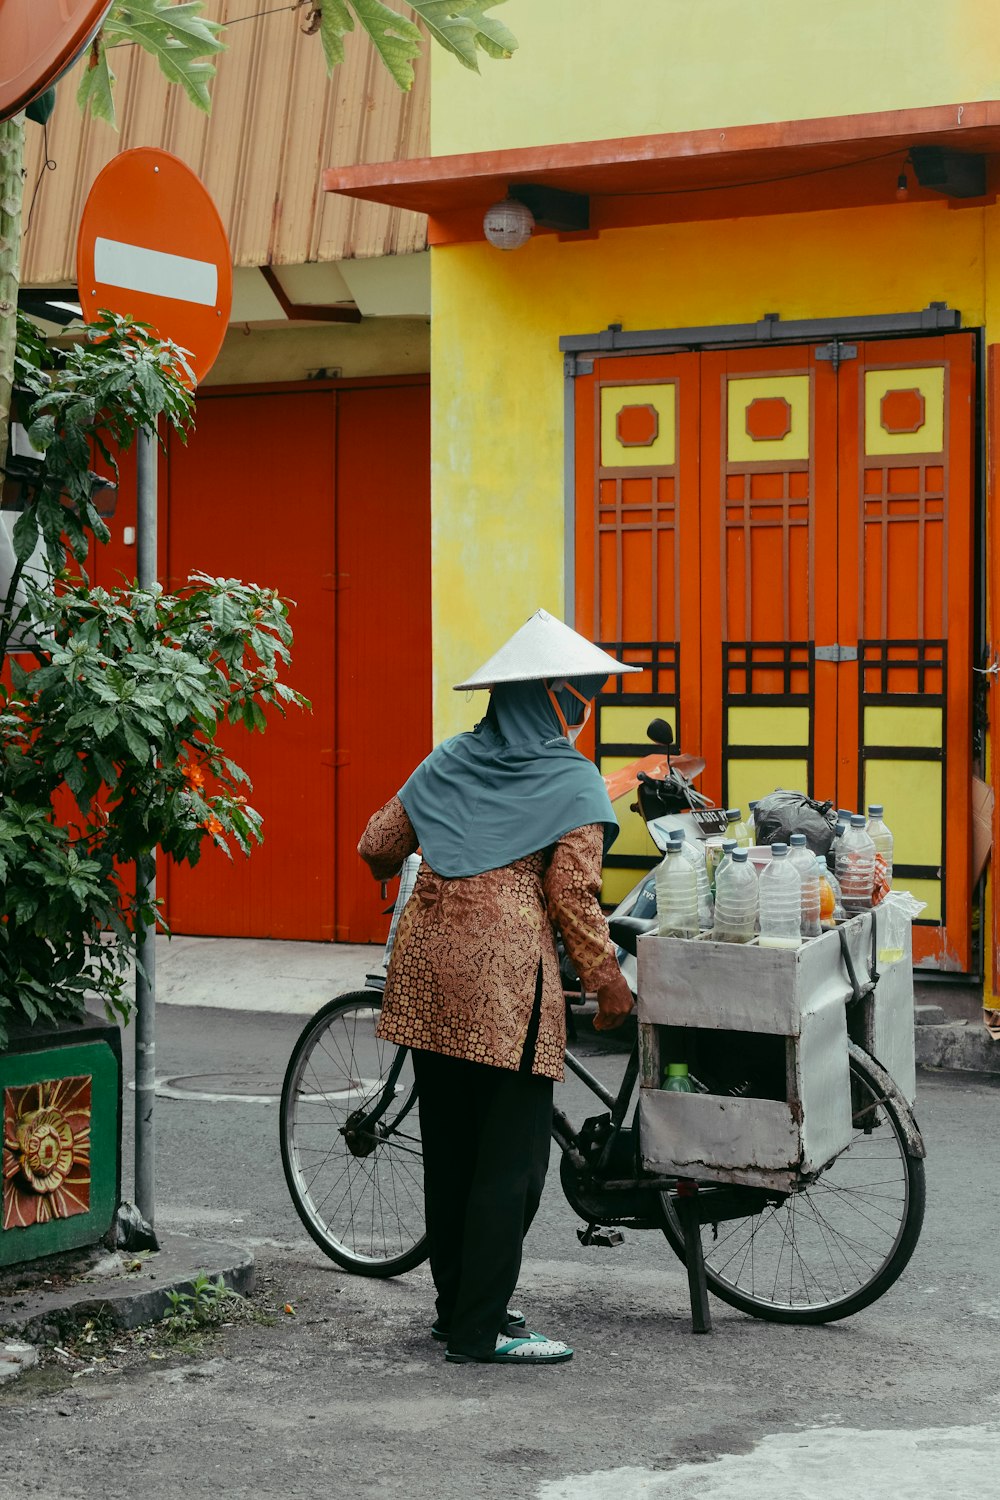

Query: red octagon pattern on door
[[576, 335, 975, 971]]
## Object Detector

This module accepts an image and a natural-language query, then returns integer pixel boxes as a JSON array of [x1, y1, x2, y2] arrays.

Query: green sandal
[[445, 1332, 573, 1365], [431, 1307, 525, 1342]]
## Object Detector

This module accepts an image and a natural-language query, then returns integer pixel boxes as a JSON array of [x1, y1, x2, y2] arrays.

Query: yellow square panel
[[900, 878, 941, 923], [864, 367, 945, 456], [601, 755, 659, 860], [728, 705, 810, 747], [728, 759, 810, 814], [600, 383, 676, 467], [601, 703, 673, 746], [727, 375, 811, 463], [602, 865, 649, 908], [864, 705, 943, 749], [864, 760, 941, 865]]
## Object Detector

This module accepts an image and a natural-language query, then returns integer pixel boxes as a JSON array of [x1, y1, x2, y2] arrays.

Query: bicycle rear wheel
[[659, 1042, 925, 1323], [280, 991, 428, 1276]]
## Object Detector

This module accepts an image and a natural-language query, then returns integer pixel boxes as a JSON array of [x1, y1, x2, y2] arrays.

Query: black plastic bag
[[753, 789, 838, 855], [104, 1200, 159, 1253]]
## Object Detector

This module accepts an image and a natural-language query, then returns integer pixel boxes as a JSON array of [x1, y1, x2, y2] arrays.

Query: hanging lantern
[[483, 197, 534, 251]]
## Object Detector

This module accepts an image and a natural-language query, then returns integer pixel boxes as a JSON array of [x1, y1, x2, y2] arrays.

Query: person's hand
[[593, 972, 634, 1031]]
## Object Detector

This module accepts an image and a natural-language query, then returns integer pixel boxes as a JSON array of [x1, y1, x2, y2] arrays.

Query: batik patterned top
[[358, 795, 621, 1081]]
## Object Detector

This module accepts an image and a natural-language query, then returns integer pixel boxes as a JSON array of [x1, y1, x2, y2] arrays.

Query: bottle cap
[[722, 839, 737, 852], [816, 855, 828, 868], [838, 809, 852, 820], [666, 1062, 688, 1078], [732, 848, 749, 862], [725, 808, 740, 820], [749, 801, 758, 811], [771, 842, 789, 856], [789, 833, 807, 846], [850, 814, 866, 827], [868, 805, 883, 817]]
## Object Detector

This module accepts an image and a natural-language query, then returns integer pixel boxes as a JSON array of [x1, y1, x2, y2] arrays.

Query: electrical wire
[[24, 121, 57, 236]]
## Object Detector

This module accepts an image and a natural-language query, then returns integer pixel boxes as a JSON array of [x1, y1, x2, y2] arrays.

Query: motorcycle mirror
[[646, 718, 674, 748]]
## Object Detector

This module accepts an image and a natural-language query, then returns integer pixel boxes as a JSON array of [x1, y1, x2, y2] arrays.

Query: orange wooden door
[[332, 383, 431, 942], [699, 344, 839, 818], [574, 353, 702, 905], [836, 335, 975, 969], [575, 334, 976, 969], [163, 390, 337, 939]]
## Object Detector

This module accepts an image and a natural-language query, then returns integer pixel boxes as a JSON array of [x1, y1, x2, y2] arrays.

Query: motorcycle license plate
[[691, 807, 729, 836]]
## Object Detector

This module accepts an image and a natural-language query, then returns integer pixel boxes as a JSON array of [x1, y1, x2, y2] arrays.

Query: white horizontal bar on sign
[[93, 237, 218, 307]]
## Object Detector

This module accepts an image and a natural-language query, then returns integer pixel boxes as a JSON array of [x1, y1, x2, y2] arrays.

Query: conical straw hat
[[453, 609, 642, 690]]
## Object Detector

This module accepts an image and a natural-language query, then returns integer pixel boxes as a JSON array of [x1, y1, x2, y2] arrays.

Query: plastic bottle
[[866, 805, 894, 883], [787, 832, 822, 939], [714, 837, 738, 885], [832, 808, 852, 844], [668, 828, 713, 929], [704, 836, 726, 895], [725, 807, 752, 848], [712, 846, 759, 943], [662, 1062, 694, 1092], [816, 855, 845, 929], [758, 842, 803, 950], [655, 844, 699, 938], [836, 814, 876, 914]]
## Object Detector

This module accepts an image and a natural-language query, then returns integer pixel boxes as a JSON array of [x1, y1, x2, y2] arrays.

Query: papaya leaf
[[348, 0, 423, 90]]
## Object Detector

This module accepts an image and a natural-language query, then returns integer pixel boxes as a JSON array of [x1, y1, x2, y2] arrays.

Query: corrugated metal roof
[[21, 0, 429, 287]]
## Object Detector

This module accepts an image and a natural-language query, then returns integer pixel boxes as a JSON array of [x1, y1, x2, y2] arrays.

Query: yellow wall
[[432, 198, 999, 738], [433, 0, 1000, 155]]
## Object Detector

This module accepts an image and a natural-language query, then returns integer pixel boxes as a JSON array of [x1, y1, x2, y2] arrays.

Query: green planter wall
[[0, 1018, 121, 1268]]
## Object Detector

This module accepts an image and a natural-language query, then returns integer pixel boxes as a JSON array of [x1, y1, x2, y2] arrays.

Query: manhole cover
[[149, 1073, 283, 1104]]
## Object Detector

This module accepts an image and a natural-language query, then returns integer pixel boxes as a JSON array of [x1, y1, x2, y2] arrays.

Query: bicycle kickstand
[[675, 1179, 712, 1335]]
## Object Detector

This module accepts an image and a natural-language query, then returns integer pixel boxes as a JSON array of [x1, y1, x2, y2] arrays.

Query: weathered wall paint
[[431, 199, 995, 740], [432, 0, 1000, 156], [204, 317, 430, 386]]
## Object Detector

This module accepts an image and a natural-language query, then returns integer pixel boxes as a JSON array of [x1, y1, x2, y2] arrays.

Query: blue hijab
[[398, 677, 619, 878]]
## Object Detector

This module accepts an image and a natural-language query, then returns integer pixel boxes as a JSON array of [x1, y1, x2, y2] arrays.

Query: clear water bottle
[[787, 832, 822, 939], [668, 828, 713, 929], [714, 837, 738, 885], [836, 814, 876, 914], [833, 808, 852, 844], [655, 844, 699, 938], [725, 807, 752, 848], [704, 836, 726, 895], [758, 842, 803, 949], [661, 1062, 694, 1092], [816, 855, 845, 928], [712, 847, 758, 943], [866, 805, 894, 883]]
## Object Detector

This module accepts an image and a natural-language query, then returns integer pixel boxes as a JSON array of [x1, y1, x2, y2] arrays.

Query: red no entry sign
[[0, 0, 112, 122], [76, 148, 233, 385]]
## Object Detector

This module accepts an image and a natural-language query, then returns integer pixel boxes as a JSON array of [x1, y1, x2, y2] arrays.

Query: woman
[[358, 610, 637, 1365]]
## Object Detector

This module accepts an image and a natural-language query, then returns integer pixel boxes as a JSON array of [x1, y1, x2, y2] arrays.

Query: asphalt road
[[2, 1003, 999, 1499]]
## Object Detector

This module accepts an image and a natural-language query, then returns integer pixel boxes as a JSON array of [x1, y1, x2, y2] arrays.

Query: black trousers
[[411, 1008, 554, 1358]]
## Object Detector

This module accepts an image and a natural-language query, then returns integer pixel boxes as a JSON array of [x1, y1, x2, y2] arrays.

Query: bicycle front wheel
[[280, 991, 429, 1276], [659, 1042, 926, 1323]]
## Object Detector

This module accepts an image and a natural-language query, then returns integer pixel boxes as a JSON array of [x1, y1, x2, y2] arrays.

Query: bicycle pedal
[[577, 1224, 625, 1248]]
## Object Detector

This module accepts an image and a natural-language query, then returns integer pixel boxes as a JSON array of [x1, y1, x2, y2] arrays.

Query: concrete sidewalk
[[149, 933, 1000, 1073], [154, 933, 382, 1015]]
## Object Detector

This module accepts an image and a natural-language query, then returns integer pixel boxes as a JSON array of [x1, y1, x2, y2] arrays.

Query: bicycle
[[280, 727, 926, 1327]]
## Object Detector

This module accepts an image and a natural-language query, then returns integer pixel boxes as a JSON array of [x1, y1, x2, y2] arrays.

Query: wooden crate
[[636, 912, 914, 1191]]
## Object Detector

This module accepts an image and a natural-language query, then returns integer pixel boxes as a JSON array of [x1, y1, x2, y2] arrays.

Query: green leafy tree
[[0, 313, 305, 1039]]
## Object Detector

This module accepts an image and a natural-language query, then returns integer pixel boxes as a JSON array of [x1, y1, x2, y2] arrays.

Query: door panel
[[575, 333, 976, 969], [163, 391, 337, 940], [838, 335, 974, 968], [575, 354, 701, 905], [333, 384, 431, 943]]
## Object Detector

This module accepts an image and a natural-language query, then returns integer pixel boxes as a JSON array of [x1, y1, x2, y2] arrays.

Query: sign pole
[[75, 148, 233, 1230], [134, 425, 157, 1227]]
